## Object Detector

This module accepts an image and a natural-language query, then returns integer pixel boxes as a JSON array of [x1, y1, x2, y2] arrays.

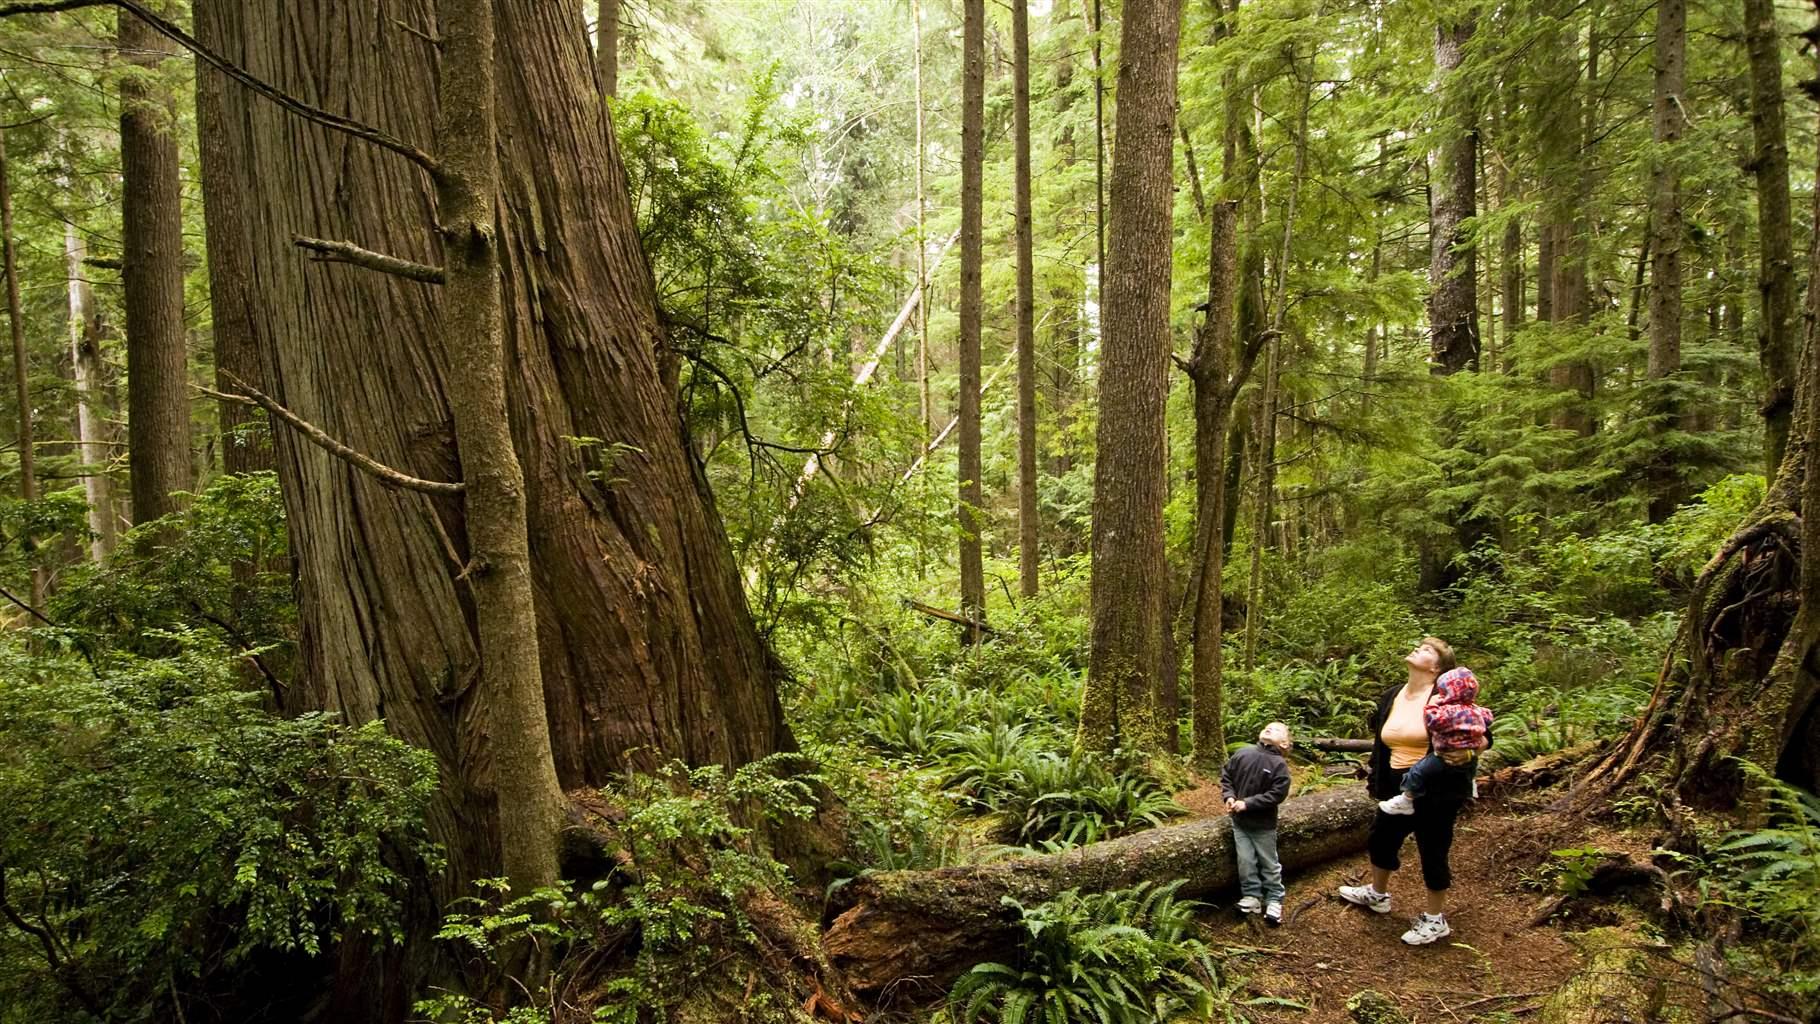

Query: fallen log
[[822, 783, 1375, 999]]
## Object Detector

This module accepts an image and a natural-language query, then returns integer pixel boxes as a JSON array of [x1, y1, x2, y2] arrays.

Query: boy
[[1220, 722, 1294, 926], [1378, 666, 1492, 816]]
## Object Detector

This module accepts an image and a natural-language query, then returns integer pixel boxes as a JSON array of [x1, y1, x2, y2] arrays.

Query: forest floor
[[1172, 776, 1653, 1023]]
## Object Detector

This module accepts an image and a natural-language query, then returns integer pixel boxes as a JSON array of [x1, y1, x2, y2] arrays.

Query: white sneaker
[[1337, 884, 1391, 914], [1378, 793, 1416, 815], [1401, 914, 1452, 945], [1264, 901, 1282, 927], [1236, 895, 1262, 914]]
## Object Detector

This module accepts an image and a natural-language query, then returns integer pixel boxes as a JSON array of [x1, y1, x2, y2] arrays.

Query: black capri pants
[[1367, 768, 1466, 891]]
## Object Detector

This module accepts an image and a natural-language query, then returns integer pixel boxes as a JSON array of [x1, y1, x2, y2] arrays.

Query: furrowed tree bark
[[119, 0, 193, 528], [1012, 0, 1039, 601], [1646, 0, 1686, 524], [1745, 0, 1798, 477], [64, 223, 114, 560], [196, 0, 272, 477], [208, 0, 797, 916], [1081, 0, 1181, 755], [823, 784, 1376, 998], [914, 0, 930, 443], [0, 123, 42, 609], [958, 0, 986, 642]]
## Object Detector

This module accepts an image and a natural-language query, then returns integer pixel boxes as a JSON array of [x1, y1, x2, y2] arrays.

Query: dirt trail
[[1175, 783, 1587, 1022]]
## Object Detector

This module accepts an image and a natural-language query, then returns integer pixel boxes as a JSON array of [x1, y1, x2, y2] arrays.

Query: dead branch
[[900, 598, 993, 636], [203, 373, 464, 496], [293, 236, 445, 283]]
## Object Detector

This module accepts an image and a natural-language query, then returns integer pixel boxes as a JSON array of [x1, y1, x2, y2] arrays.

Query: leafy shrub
[[0, 634, 439, 1024], [947, 881, 1219, 1024], [49, 472, 295, 665], [421, 755, 818, 1024]]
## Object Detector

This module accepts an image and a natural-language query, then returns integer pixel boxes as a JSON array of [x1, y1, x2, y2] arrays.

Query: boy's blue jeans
[[1232, 820, 1285, 904], [1401, 752, 1475, 799]]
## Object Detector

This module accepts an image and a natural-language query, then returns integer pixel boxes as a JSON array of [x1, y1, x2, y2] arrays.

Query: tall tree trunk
[[0, 124, 41, 609], [914, 0, 931, 443], [1081, 0, 1182, 755], [1544, 17, 1594, 437], [1186, 200, 1253, 770], [1745, 0, 1797, 476], [1428, 19, 1479, 376], [119, 2, 194, 530], [1647, 0, 1686, 523], [209, 0, 797, 906], [64, 224, 115, 561], [958, 0, 986, 640], [435, 0, 566, 895], [1242, 338, 1277, 670], [196, 0, 273, 477], [595, 0, 619, 102], [1013, 0, 1039, 600]]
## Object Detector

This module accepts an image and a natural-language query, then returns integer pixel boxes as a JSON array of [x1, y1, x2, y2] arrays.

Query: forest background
[[0, 0, 1817, 1022]]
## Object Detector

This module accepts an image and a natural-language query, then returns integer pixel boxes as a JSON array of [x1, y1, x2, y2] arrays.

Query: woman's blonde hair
[[1422, 636, 1458, 674]]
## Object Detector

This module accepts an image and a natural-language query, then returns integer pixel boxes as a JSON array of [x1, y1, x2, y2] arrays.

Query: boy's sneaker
[[1378, 793, 1417, 816], [1264, 901, 1282, 927], [1337, 884, 1392, 914], [1401, 913, 1452, 945], [1236, 896, 1262, 915]]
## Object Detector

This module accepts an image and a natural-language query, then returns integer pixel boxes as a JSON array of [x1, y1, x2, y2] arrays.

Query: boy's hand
[[1231, 799, 1247, 812]]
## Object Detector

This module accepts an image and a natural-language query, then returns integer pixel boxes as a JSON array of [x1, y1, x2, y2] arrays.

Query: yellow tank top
[[1381, 689, 1431, 769]]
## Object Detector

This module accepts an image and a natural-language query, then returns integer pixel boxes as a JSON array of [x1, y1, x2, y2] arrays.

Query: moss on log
[[822, 783, 1375, 997]]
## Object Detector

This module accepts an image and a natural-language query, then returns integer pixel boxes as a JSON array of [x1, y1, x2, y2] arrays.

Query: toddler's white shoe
[[1378, 793, 1416, 815]]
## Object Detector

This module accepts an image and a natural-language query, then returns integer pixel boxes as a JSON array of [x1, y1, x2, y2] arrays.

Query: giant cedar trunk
[[1081, 0, 1182, 754], [210, 0, 795, 893], [119, 2, 194, 525]]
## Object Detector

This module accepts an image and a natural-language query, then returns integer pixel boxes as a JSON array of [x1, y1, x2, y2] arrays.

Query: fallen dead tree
[[822, 783, 1375, 998]]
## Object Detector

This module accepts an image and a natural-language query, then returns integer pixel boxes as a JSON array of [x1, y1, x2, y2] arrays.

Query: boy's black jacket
[[1219, 741, 1291, 829], [1364, 683, 1493, 801]]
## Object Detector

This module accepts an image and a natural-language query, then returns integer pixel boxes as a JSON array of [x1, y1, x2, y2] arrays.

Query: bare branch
[[294, 236, 444, 283], [0, 0, 442, 175], [204, 373, 464, 495]]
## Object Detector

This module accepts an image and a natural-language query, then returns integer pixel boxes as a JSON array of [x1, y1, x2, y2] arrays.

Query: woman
[[1338, 636, 1481, 945]]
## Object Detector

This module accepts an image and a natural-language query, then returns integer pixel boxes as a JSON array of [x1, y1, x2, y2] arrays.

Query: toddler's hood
[[1433, 666, 1479, 704]]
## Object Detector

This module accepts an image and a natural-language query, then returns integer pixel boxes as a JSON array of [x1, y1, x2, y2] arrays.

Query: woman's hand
[[1439, 749, 1474, 766]]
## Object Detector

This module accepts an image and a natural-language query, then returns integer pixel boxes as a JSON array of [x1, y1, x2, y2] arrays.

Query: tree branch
[[204, 373, 464, 495], [293, 236, 444, 283], [1223, 327, 1281, 406], [0, 0, 442, 175]]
